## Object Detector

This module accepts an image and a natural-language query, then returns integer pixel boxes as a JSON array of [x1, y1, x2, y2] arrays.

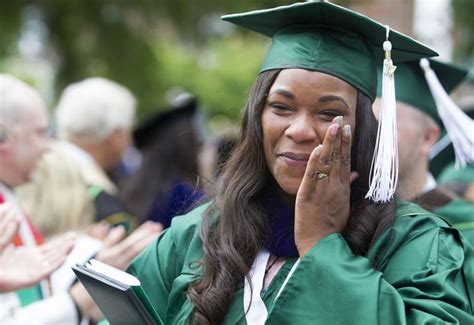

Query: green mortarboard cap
[[222, 0, 438, 101], [377, 59, 468, 124]]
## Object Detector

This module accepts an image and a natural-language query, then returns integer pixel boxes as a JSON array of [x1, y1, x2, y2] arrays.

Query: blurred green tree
[[452, 0, 474, 64], [2, 0, 470, 124], [0, 0, 288, 122]]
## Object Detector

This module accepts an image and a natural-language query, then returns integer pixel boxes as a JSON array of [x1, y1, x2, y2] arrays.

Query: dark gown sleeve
[[267, 223, 473, 324]]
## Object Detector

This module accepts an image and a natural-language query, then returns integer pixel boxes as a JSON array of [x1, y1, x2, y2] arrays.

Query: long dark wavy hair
[[188, 69, 397, 324]]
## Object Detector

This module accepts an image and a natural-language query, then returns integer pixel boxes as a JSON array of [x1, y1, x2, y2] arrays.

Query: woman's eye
[[270, 103, 292, 113], [319, 110, 341, 120]]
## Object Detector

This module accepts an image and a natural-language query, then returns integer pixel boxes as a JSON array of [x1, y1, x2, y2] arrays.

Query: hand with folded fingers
[[0, 232, 76, 292], [295, 116, 359, 257]]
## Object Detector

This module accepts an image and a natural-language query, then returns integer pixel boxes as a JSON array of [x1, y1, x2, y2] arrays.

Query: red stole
[[0, 193, 44, 246], [0, 192, 48, 305]]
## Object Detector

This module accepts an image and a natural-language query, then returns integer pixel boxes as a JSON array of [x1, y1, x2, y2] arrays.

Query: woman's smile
[[278, 152, 311, 168]]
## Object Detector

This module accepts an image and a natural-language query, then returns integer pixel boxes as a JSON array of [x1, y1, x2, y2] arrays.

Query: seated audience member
[[0, 73, 161, 324], [54, 77, 137, 233], [373, 59, 474, 245], [0, 73, 83, 324], [17, 140, 138, 240], [120, 93, 204, 228]]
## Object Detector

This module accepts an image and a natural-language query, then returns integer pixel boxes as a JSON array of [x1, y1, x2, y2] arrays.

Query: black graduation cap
[[133, 94, 198, 149]]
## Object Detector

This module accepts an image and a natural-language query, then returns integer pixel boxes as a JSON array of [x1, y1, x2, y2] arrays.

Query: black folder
[[73, 259, 162, 325]]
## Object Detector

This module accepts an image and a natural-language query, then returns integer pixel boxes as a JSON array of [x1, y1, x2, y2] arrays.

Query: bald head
[[373, 98, 440, 199], [0, 74, 50, 187]]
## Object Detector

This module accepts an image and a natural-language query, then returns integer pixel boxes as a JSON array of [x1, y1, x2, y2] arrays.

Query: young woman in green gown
[[127, 2, 474, 324]]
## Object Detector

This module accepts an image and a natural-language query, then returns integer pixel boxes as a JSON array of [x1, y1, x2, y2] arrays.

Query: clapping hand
[[0, 232, 76, 292], [70, 220, 162, 321], [94, 221, 163, 270]]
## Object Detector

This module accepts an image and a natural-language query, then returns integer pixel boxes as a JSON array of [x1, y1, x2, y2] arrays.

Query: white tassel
[[366, 26, 398, 203], [420, 58, 474, 168]]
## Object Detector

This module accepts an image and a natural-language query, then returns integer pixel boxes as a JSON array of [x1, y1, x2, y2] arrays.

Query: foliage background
[[0, 0, 472, 130]]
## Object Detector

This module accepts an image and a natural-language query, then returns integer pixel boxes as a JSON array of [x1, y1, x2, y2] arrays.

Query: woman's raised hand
[[295, 116, 358, 257]]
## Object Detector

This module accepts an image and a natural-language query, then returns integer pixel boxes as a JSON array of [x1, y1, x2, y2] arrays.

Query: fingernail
[[330, 124, 338, 136], [343, 125, 351, 137], [334, 116, 343, 127], [315, 144, 322, 155]]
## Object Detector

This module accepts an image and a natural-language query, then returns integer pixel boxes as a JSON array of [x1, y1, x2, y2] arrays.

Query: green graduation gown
[[438, 163, 474, 185], [128, 201, 474, 324], [434, 198, 474, 246]]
